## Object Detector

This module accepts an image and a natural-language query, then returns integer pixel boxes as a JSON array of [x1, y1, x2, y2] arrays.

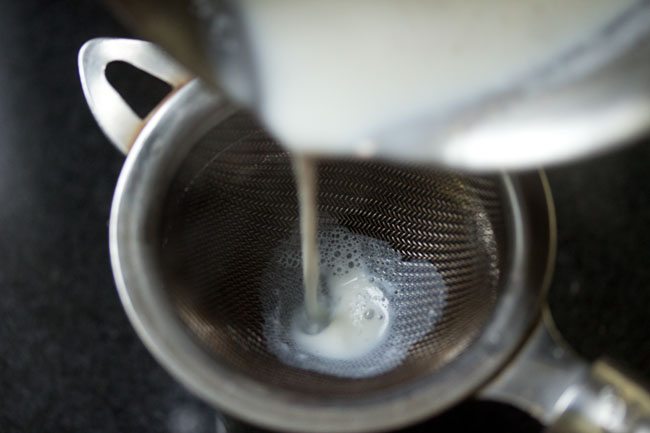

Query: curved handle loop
[[78, 38, 193, 154]]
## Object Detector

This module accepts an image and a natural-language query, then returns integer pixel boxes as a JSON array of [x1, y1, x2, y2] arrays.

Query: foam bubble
[[261, 225, 447, 378]]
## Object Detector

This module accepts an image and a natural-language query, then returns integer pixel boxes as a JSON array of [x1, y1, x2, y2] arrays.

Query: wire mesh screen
[[158, 112, 510, 399]]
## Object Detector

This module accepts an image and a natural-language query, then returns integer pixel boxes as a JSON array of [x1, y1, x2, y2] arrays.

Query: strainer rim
[[109, 80, 555, 432]]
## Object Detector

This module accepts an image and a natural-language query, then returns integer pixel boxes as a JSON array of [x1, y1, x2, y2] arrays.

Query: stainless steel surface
[[548, 360, 650, 433], [78, 38, 193, 154], [481, 314, 590, 424], [104, 1, 650, 170], [80, 38, 650, 432], [482, 311, 650, 433]]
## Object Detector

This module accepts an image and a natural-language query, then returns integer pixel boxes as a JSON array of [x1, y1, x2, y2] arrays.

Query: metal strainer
[[160, 114, 505, 393], [80, 38, 650, 433]]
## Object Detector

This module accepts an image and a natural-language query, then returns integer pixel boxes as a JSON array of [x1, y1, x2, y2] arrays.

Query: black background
[[0, 1, 648, 432]]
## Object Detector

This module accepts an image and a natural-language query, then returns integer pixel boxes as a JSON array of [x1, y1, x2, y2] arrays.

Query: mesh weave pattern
[[159, 112, 509, 398]]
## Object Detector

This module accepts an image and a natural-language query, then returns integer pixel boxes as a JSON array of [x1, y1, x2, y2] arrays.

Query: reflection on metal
[[548, 360, 650, 433], [78, 38, 192, 154]]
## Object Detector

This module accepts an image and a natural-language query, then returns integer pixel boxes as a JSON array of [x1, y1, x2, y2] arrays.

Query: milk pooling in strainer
[[262, 225, 447, 378]]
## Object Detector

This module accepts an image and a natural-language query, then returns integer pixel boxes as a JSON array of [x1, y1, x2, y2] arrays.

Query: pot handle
[[480, 312, 650, 433], [78, 38, 193, 154]]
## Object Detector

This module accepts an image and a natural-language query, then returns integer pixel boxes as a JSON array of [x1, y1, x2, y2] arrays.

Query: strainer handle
[[481, 313, 650, 433], [78, 38, 193, 154]]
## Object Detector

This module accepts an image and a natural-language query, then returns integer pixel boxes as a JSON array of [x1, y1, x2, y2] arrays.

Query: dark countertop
[[0, 2, 648, 432]]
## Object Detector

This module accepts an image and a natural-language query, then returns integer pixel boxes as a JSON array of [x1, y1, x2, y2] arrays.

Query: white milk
[[292, 265, 390, 360], [262, 225, 447, 378], [291, 154, 326, 330], [230, 0, 641, 154]]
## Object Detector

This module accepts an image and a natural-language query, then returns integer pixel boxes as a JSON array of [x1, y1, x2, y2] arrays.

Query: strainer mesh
[[159, 112, 508, 398]]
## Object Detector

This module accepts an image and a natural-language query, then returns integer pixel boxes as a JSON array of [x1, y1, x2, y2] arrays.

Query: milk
[[262, 225, 447, 377], [226, 0, 641, 156], [292, 265, 390, 360], [292, 155, 326, 330]]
